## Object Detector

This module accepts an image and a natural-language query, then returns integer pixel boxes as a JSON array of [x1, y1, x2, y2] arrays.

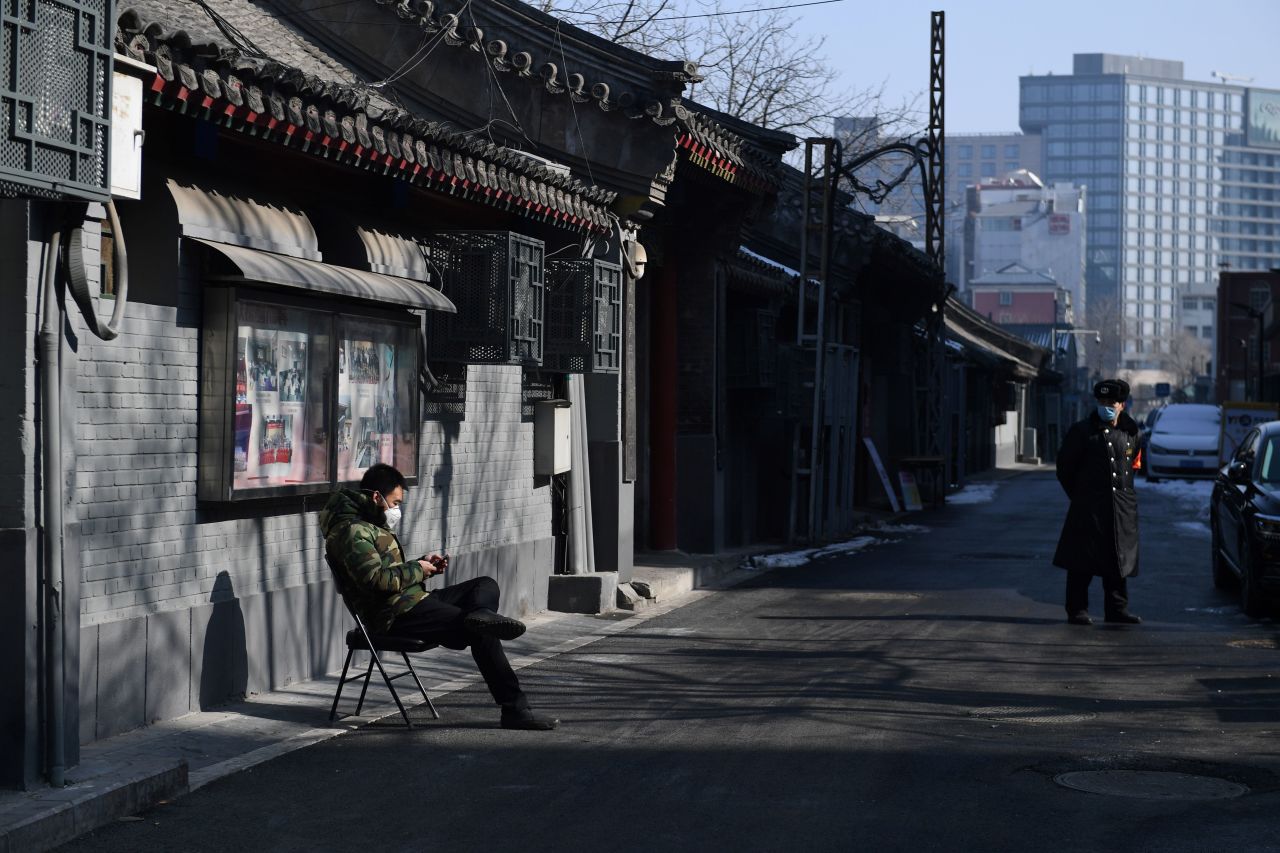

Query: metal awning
[[945, 316, 1038, 378], [194, 238, 456, 313]]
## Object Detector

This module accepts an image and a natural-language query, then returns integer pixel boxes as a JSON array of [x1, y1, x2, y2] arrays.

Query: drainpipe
[[40, 228, 66, 787], [41, 200, 129, 786], [566, 374, 595, 574]]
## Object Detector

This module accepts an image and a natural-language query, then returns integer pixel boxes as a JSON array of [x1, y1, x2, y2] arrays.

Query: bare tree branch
[[544, 0, 923, 147]]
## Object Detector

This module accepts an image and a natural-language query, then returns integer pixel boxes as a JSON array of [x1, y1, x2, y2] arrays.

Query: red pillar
[[650, 262, 678, 550]]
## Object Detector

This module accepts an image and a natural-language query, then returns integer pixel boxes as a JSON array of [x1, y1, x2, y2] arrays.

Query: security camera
[[626, 240, 648, 280]]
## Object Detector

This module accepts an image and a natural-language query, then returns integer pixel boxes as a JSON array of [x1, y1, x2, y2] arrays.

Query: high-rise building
[[961, 171, 1087, 323], [1020, 53, 1280, 380], [945, 132, 1043, 206], [944, 133, 1044, 286]]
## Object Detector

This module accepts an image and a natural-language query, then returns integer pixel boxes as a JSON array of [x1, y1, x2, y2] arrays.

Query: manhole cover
[[1229, 637, 1280, 650], [968, 706, 1097, 724], [833, 592, 922, 601], [1054, 770, 1248, 800]]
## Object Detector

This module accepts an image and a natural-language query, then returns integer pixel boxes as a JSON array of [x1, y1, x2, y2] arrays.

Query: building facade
[[962, 172, 1087, 322], [1020, 53, 1280, 381], [970, 263, 1072, 326], [945, 132, 1044, 206], [1216, 270, 1280, 403]]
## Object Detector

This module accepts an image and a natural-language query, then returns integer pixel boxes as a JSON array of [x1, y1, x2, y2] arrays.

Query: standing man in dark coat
[[1053, 379, 1143, 626]]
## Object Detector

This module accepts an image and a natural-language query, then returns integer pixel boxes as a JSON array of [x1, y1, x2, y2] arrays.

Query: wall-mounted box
[[109, 57, 155, 200], [534, 399, 571, 475]]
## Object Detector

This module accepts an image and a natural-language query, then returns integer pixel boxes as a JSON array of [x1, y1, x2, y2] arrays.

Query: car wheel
[[1211, 517, 1233, 590], [1146, 468, 1160, 483], [1239, 535, 1268, 618]]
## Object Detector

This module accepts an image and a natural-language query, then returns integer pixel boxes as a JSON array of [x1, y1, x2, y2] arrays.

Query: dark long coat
[[1052, 411, 1140, 578]]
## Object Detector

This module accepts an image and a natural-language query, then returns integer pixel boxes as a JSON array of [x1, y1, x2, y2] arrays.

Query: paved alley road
[[64, 472, 1280, 853]]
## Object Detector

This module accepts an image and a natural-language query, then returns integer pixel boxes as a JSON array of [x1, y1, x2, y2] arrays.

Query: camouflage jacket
[[319, 489, 426, 632]]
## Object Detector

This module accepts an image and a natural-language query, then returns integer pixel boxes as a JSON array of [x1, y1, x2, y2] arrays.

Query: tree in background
[[1166, 329, 1212, 400], [540, 0, 920, 145]]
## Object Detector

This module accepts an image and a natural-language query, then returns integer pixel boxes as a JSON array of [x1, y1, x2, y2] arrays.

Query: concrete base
[[547, 573, 618, 615]]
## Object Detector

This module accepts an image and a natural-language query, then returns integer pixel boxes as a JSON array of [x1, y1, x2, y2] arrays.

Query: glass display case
[[199, 287, 420, 501]]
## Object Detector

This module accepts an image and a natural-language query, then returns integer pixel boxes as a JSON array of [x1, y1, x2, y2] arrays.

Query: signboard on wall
[[1247, 89, 1280, 149], [1048, 214, 1071, 235], [1219, 401, 1280, 465]]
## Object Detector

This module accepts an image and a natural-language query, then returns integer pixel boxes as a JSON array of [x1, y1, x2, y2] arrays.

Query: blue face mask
[[1096, 404, 1118, 422]]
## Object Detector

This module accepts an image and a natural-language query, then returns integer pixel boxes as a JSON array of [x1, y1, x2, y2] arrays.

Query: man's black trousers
[[1065, 569, 1129, 616], [387, 576, 526, 709]]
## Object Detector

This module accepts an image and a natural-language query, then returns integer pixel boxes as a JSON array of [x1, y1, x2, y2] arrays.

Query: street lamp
[[1230, 301, 1267, 402], [1049, 327, 1103, 373]]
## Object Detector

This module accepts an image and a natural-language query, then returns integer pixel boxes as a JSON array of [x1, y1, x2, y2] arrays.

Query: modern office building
[[945, 132, 1043, 205], [941, 133, 1042, 286], [962, 171, 1087, 321], [1020, 53, 1280, 380]]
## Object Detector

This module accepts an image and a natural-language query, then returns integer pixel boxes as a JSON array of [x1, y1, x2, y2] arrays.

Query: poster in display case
[[229, 300, 331, 494], [199, 288, 421, 501], [337, 318, 419, 483]]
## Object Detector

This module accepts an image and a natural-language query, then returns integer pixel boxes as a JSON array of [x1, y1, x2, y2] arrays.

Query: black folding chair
[[326, 559, 440, 728]]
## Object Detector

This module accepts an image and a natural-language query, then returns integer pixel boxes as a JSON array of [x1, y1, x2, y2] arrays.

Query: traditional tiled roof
[[727, 246, 797, 295], [287, 0, 788, 196], [115, 0, 618, 232], [676, 102, 795, 194]]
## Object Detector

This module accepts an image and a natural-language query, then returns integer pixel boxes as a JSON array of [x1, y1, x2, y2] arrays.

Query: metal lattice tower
[[915, 10, 947, 462]]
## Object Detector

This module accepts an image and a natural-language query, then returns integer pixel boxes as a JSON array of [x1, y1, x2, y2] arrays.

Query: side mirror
[[1228, 460, 1251, 484]]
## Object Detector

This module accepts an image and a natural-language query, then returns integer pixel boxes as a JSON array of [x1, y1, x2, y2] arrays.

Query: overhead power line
[[560, 0, 848, 24]]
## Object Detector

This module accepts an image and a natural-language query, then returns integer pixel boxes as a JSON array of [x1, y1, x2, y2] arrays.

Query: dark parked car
[[1210, 420, 1280, 616]]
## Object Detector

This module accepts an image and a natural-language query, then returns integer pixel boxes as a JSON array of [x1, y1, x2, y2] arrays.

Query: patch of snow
[[738, 245, 800, 278], [1183, 606, 1240, 615], [1136, 477, 1214, 525], [948, 483, 1000, 505], [1173, 521, 1211, 537], [752, 550, 819, 569], [750, 535, 885, 569], [874, 523, 931, 534]]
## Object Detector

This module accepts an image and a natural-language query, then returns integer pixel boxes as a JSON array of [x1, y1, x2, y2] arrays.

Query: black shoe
[[1067, 612, 1094, 626], [501, 707, 559, 731], [1105, 611, 1142, 624], [463, 609, 527, 641]]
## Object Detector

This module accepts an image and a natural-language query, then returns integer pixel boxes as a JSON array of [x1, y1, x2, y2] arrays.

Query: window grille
[[521, 370, 556, 422], [423, 232, 545, 365], [544, 258, 622, 373], [1, 0, 113, 201], [422, 362, 467, 421]]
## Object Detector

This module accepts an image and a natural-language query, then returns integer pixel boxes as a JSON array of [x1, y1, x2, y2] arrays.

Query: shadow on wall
[[199, 570, 248, 709]]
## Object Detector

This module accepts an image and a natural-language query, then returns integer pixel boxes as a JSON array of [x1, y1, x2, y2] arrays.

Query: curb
[[0, 759, 187, 853]]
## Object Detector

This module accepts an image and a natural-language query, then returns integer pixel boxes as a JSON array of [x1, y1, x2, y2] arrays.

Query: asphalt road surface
[[63, 472, 1280, 853]]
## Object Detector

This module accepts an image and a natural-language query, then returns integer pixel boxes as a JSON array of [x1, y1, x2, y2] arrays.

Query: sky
[[724, 0, 1280, 134]]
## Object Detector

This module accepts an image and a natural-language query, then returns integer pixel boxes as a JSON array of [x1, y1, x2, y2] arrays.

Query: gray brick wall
[[69, 243, 553, 734], [74, 248, 551, 624]]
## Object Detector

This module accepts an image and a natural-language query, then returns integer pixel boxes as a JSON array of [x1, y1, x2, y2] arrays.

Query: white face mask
[[373, 492, 402, 529]]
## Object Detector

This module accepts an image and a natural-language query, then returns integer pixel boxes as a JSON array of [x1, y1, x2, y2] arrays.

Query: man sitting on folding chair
[[320, 463, 558, 730]]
